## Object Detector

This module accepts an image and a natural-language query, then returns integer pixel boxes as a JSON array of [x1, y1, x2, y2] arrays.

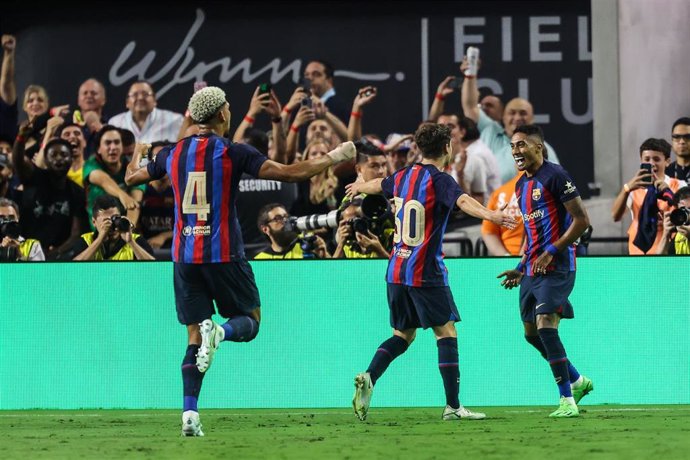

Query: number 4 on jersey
[[182, 172, 210, 221]]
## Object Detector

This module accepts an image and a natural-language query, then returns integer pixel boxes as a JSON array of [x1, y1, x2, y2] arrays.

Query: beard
[[271, 228, 298, 248]]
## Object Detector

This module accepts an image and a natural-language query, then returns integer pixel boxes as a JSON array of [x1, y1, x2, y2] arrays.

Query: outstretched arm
[[258, 141, 355, 183], [456, 193, 517, 228]]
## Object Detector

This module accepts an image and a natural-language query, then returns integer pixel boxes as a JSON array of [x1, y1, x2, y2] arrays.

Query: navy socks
[[366, 336, 409, 385]]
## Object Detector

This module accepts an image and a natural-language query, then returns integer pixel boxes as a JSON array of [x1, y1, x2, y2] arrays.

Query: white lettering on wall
[[561, 78, 592, 124], [529, 17, 562, 62], [454, 17, 486, 62], [578, 16, 592, 61]]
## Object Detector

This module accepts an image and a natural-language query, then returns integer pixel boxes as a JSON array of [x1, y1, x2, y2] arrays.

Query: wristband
[[623, 183, 631, 193], [243, 115, 255, 124], [350, 111, 362, 119], [545, 244, 559, 255], [282, 106, 292, 114], [516, 262, 525, 273], [271, 116, 282, 124], [290, 125, 300, 133], [435, 93, 445, 101], [49, 108, 55, 117], [15, 135, 26, 144], [464, 74, 475, 79]]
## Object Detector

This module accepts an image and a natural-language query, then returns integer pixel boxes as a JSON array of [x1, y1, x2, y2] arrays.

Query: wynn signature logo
[[109, 9, 397, 98]]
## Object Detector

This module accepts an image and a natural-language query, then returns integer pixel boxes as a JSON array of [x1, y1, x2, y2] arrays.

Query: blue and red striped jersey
[[381, 164, 464, 287], [515, 161, 580, 276], [147, 134, 267, 263]]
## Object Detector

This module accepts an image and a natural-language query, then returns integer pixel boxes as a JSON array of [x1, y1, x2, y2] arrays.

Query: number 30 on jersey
[[393, 197, 425, 247]]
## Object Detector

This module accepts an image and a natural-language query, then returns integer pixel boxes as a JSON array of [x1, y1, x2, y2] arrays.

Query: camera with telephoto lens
[[0, 217, 21, 262], [111, 215, 131, 232], [670, 207, 690, 226], [285, 210, 340, 233], [345, 194, 392, 244]]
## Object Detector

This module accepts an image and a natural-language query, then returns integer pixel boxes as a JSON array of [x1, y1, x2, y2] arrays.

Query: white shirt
[[108, 108, 184, 143], [467, 139, 501, 195]]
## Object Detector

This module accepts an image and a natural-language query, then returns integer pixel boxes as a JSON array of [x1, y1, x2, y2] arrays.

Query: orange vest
[[481, 174, 524, 255]]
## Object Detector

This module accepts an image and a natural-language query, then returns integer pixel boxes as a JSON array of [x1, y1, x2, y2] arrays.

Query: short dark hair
[[244, 128, 269, 156], [675, 186, 690, 205], [458, 116, 480, 142], [513, 124, 549, 159], [355, 138, 385, 163], [414, 124, 451, 159], [119, 128, 136, 148], [639, 138, 671, 159], [44, 138, 73, 153], [310, 59, 334, 79], [92, 194, 123, 218], [671, 117, 690, 131], [56, 122, 83, 138], [94, 125, 122, 150], [257, 203, 286, 230]]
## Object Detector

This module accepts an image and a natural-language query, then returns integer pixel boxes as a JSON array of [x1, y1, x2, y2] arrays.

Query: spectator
[[57, 122, 87, 187], [139, 142, 174, 251], [108, 81, 183, 143], [12, 129, 87, 258], [458, 115, 501, 196], [77, 78, 108, 156], [480, 91, 504, 125], [460, 57, 560, 184], [83, 125, 144, 229], [481, 171, 524, 256], [254, 203, 330, 259], [232, 86, 287, 163], [72, 194, 155, 261], [0, 149, 20, 201], [0, 197, 44, 261], [290, 139, 339, 217], [1, 35, 18, 143], [332, 197, 391, 259], [666, 117, 690, 183], [611, 138, 687, 255], [384, 133, 414, 173], [304, 59, 349, 123], [656, 186, 690, 255], [19, 84, 51, 158], [438, 113, 489, 204]]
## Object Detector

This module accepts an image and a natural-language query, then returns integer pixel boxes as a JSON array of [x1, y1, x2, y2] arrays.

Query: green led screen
[[1, 258, 688, 409]]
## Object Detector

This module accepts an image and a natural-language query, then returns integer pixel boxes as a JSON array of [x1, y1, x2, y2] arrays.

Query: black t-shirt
[[71, 233, 155, 259], [140, 183, 174, 241], [17, 168, 87, 249], [666, 161, 690, 183]]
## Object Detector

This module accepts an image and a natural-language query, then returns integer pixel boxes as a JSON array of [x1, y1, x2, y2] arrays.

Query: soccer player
[[497, 124, 592, 418], [346, 123, 517, 421], [125, 87, 356, 436]]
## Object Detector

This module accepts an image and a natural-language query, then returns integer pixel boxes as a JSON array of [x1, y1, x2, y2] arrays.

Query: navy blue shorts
[[173, 260, 261, 325], [519, 271, 575, 323], [387, 283, 460, 330]]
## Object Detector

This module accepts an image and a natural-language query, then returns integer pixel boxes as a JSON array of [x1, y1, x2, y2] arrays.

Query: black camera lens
[[669, 207, 690, 226], [0, 220, 21, 240], [111, 216, 131, 232]]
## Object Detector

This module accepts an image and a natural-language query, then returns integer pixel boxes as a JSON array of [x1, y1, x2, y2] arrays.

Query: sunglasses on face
[[671, 134, 690, 141]]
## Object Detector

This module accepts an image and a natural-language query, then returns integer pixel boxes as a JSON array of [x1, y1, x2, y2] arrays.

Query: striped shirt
[[381, 164, 464, 287], [108, 108, 184, 143], [147, 134, 267, 263], [515, 161, 579, 276]]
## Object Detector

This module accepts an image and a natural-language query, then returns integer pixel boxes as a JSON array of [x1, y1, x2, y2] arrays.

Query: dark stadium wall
[[3, 0, 593, 195]]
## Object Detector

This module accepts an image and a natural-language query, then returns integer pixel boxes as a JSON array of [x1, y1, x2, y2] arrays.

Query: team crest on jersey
[[532, 188, 542, 201], [563, 181, 577, 194]]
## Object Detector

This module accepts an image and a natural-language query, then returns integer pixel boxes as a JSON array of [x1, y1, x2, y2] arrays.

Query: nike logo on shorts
[[536, 303, 546, 310]]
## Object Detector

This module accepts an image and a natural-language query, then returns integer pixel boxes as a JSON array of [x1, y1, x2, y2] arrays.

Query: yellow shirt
[[674, 233, 689, 255], [67, 166, 83, 187]]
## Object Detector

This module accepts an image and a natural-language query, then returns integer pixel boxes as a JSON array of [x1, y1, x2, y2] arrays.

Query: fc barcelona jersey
[[147, 134, 267, 263], [515, 161, 579, 276], [381, 164, 464, 287]]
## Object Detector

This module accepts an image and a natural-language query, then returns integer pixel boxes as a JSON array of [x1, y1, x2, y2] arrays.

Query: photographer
[[611, 138, 687, 254], [0, 198, 44, 261], [72, 195, 154, 261], [332, 198, 390, 259], [657, 186, 690, 255], [254, 203, 330, 259]]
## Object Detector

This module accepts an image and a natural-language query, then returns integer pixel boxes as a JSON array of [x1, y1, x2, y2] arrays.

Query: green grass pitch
[[1, 406, 689, 459]]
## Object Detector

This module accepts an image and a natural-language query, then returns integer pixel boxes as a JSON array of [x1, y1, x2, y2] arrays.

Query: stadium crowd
[[0, 34, 688, 262]]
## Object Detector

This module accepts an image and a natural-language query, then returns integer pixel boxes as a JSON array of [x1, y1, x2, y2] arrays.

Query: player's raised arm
[[456, 193, 517, 229], [257, 141, 356, 183], [124, 143, 154, 187]]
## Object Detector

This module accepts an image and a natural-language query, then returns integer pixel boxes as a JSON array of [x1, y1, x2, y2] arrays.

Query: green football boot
[[549, 397, 580, 418], [572, 376, 593, 404]]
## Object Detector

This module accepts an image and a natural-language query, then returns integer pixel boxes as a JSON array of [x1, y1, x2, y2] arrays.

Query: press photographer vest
[[80, 232, 141, 260], [19, 239, 40, 260]]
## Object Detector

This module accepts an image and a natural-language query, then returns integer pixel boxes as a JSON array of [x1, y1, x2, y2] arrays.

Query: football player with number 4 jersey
[[346, 123, 517, 422], [497, 124, 593, 418], [125, 87, 356, 436]]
